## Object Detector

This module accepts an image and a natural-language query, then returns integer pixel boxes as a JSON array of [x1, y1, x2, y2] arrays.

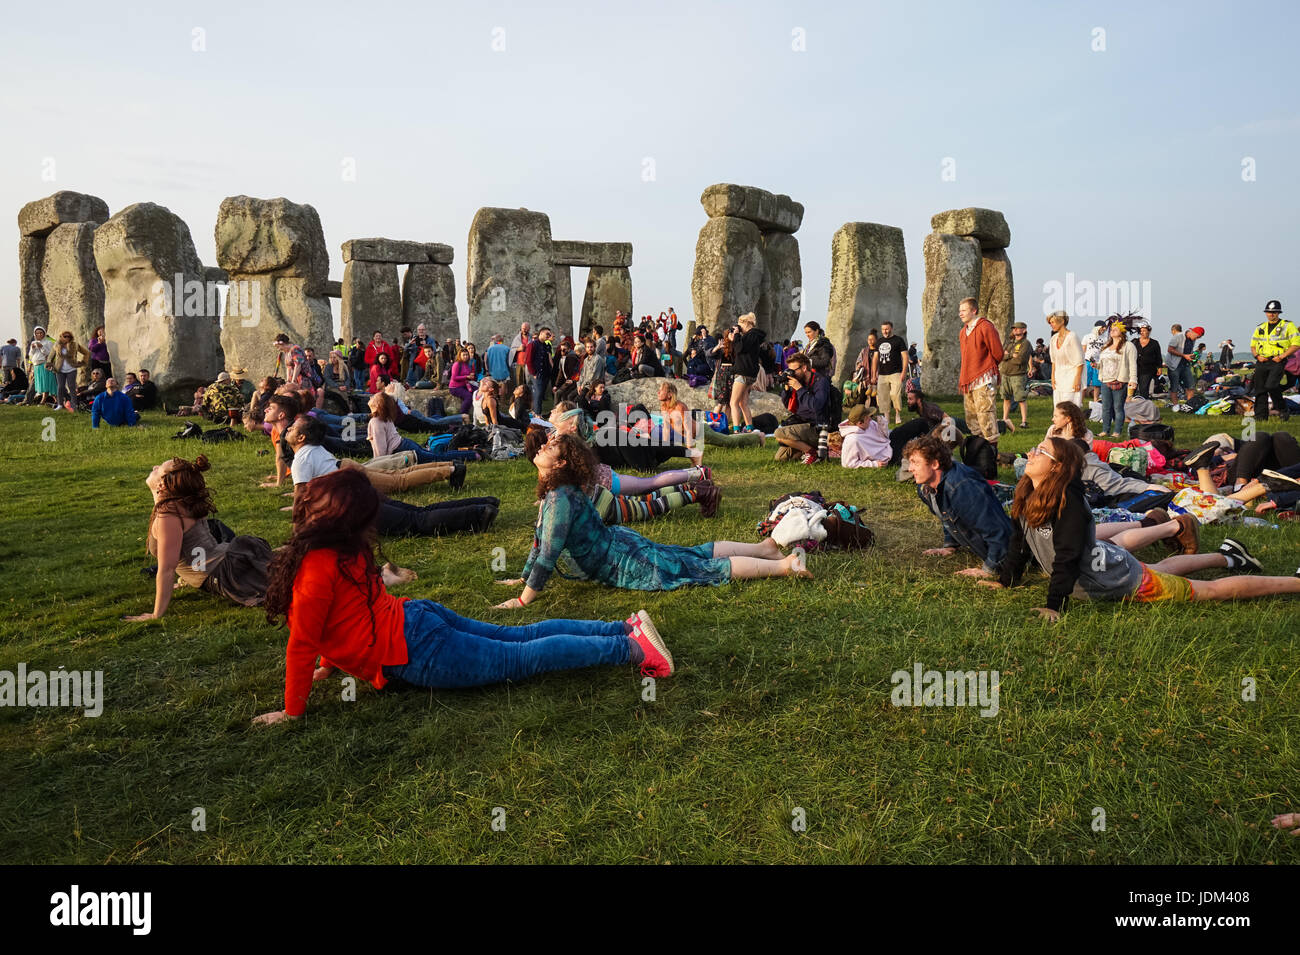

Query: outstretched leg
[[712, 538, 783, 559]]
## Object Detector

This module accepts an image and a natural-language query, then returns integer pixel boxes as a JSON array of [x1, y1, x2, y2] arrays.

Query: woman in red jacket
[[252, 468, 673, 724]]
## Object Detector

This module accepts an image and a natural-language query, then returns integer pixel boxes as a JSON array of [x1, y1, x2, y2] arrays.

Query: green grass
[[1, 397, 1297, 863]]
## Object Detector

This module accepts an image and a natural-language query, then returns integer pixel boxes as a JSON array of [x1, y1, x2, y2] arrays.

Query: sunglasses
[[1028, 446, 1057, 461]]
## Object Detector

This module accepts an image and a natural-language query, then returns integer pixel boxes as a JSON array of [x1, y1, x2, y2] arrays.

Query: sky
[[3, 0, 1298, 350]]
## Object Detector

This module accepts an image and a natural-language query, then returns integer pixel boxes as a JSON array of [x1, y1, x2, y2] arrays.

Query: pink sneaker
[[801, 451, 817, 465], [631, 610, 673, 677]]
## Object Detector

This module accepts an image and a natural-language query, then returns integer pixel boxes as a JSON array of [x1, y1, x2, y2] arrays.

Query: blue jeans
[[1170, 362, 1195, 396], [530, 373, 548, 416], [399, 411, 463, 432], [351, 368, 368, 390], [382, 600, 630, 688], [396, 436, 477, 463], [313, 410, 368, 429], [1100, 385, 1127, 433]]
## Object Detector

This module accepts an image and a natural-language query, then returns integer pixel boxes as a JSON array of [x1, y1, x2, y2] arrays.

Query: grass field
[[1, 396, 1298, 864]]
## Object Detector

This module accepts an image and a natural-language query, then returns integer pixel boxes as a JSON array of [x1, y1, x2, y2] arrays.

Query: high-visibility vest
[[1251, 319, 1299, 359]]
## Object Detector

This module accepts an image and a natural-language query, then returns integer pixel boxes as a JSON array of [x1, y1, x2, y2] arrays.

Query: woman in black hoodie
[[728, 312, 766, 433], [977, 436, 1299, 620]]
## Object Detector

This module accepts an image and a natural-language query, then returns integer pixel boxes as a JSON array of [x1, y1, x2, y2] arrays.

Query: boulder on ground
[[19, 191, 110, 237], [609, 375, 787, 418], [551, 241, 632, 268], [580, 267, 632, 338], [929, 207, 1011, 250], [402, 263, 459, 343], [466, 207, 558, 347], [700, 184, 804, 233], [824, 223, 908, 387], [690, 216, 766, 333], [94, 202, 223, 394], [920, 233, 983, 396], [41, 221, 105, 346]]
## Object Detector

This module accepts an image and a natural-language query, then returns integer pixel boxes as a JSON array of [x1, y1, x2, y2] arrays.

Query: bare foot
[[382, 562, 417, 587], [786, 548, 813, 579], [759, 537, 783, 558], [1256, 500, 1278, 514], [1271, 812, 1300, 834]]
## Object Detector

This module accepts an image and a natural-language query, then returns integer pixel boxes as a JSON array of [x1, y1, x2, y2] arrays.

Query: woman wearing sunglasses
[[976, 437, 1300, 621]]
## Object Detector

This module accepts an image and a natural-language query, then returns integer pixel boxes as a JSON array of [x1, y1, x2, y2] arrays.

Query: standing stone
[[342, 261, 402, 344], [19, 235, 49, 342], [930, 208, 1011, 250], [824, 223, 908, 387], [920, 233, 983, 396], [756, 232, 802, 343], [216, 196, 333, 379], [977, 248, 1015, 345], [40, 221, 105, 346], [402, 263, 460, 344], [94, 202, 223, 394], [580, 267, 632, 338], [690, 216, 765, 333], [466, 208, 558, 347], [553, 265, 573, 338]]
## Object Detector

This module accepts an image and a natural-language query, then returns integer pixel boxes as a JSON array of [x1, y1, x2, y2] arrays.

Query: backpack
[[823, 377, 843, 427], [961, 434, 998, 480], [200, 426, 246, 444], [1107, 446, 1149, 476], [1130, 422, 1174, 443], [820, 502, 876, 549]]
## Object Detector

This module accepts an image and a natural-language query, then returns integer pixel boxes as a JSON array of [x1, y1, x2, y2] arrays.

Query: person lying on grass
[[975, 437, 1300, 622], [492, 433, 809, 609], [251, 467, 673, 725]]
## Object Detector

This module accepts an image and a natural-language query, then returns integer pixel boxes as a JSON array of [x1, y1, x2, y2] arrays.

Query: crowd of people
[[5, 294, 1299, 729]]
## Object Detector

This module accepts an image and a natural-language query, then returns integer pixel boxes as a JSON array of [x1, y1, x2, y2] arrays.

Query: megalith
[[402, 263, 459, 344], [824, 223, 908, 387], [94, 202, 223, 393], [17, 190, 110, 343], [977, 248, 1015, 344], [920, 233, 982, 396], [690, 216, 766, 333], [466, 208, 558, 347], [215, 196, 334, 381], [692, 184, 803, 337], [553, 266, 573, 337], [930, 208, 1010, 250], [342, 261, 402, 344], [580, 267, 633, 338]]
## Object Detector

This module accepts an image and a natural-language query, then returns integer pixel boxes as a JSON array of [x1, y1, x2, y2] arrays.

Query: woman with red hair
[[252, 467, 673, 724]]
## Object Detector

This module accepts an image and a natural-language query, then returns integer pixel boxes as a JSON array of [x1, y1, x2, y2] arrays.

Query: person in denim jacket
[[905, 434, 1012, 578]]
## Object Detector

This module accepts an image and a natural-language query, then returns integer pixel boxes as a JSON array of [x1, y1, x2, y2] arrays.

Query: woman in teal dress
[[494, 433, 809, 608]]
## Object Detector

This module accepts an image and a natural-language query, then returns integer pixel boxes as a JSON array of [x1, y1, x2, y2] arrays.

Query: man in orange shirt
[[957, 298, 1004, 447]]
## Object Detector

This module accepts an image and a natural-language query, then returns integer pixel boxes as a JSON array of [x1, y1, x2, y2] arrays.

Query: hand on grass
[[493, 597, 526, 609], [957, 567, 994, 578], [923, 547, 957, 557], [312, 666, 336, 682], [252, 710, 297, 726], [1271, 812, 1300, 835], [495, 578, 525, 586], [976, 580, 1003, 589], [1032, 607, 1061, 622], [121, 612, 157, 622]]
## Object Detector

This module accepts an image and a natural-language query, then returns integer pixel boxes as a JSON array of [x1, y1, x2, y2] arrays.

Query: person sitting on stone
[[91, 377, 140, 428], [658, 380, 759, 450], [773, 353, 832, 464], [77, 367, 109, 405]]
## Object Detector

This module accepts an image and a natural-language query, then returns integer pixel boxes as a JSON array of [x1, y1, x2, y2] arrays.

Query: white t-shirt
[[290, 443, 340, 485]]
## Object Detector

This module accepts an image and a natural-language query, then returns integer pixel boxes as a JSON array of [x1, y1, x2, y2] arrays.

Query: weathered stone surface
[[701, 184, 804, 233], [342, 261, 402, 344], [930, 208, 1011, 250], [220, 275, 336, 383], [755, 232, 802, 343], [342, 238, 454, 265], [402, 263, 459, 343], [203, 265, 229, 284], [94, 202, 223, 392], [215, 196, 330, 293], [551, 240, 632, 268], [690, 216, 766, 333], [323, 280, 342, 298], [824, 223, 908, 387], [466, 207, 558, 347], [580, 267, 632, 338], [19, 191, 110, 237], [19, 235, 49, 342], [977, 248, 1015, 345], [610, 376, 786, 418], [920, 233, 983, 395], [553, 265, 573, 337], [40, 222, 105, 345]]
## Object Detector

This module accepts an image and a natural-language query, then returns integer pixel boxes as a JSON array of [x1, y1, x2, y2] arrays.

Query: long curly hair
[[1010, 436, 1082, 528], [263, 468, 384, 644], [1050, 401, 1088, 440], [535, 432, 598, 500], [150, 455, 216, 526]]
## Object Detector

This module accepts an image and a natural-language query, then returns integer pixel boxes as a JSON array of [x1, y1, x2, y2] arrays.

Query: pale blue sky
[[3, 0, 1297, 348]]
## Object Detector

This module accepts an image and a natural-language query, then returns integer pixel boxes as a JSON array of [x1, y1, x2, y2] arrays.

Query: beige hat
[[217, 371, 231, 382], [231, 366, 248, 377]]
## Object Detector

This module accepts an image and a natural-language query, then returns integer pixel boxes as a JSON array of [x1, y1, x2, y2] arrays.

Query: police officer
[[1250, 299, 1299, 421]]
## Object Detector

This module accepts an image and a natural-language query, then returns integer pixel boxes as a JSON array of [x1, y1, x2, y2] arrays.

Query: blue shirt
[[91, 390, 140, 428], [485, 342, 511, 381]]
